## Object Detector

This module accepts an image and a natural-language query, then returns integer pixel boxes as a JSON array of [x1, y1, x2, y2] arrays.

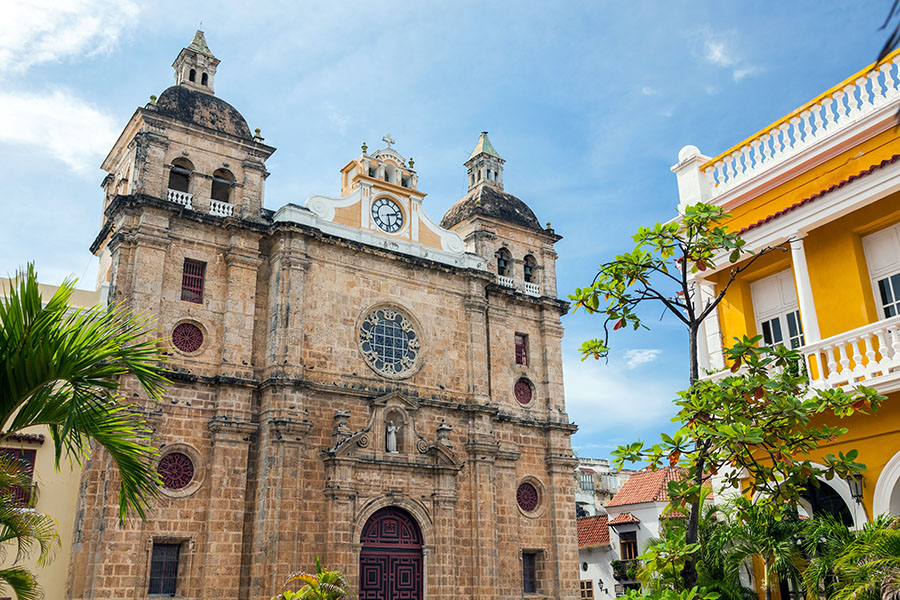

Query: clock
[[371, 197, 404, 233]]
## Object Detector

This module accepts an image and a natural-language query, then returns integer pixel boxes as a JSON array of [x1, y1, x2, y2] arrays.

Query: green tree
[[0, 265, 169, 521], [803, 513, 900, 600], [0, 453, 60, 600], [571, 204, 882, 587], [273, 557, 353, 600]]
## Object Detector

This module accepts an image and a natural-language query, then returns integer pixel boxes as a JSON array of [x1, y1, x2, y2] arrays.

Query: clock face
[[371, 198, 404, 233]]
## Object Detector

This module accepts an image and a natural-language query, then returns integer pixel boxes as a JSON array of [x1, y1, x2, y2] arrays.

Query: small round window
[[158, 452, 195, 490], [359, 307, 420, 378], [517, 482, 539, 512], [514, 378, 533, 405], [172, 322, 203, 353]]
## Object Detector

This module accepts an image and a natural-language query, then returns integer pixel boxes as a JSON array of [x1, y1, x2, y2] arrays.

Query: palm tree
[[727, 503, 805, 600], [274, 557, 354, 600], [803, 513, 900, 600], [0, 452, 60, 600], [0, 265, 168, 521]]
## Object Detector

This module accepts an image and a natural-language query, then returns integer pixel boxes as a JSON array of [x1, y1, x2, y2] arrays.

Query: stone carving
[[386, 420, 400, 453]]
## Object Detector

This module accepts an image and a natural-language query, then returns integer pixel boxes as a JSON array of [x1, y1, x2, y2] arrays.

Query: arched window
[[211, 169, 235, 203], [167, 158, 194, 193], [497, 248, 511, 277], [189, 69, 196, 82], [201, 72, 208, 86], [524, 255, 537, 283]]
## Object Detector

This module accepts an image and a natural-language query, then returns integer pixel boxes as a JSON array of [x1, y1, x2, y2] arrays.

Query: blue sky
[[0, 1, 892, 460]]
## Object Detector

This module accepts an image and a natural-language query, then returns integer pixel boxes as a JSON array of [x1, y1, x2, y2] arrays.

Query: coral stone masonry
[[67, 31, 579, 600]]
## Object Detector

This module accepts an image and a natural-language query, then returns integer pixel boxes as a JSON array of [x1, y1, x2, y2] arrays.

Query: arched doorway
[[359, 506, 423, 600]]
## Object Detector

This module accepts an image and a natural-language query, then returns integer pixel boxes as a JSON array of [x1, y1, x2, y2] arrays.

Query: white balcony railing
[[701, 48, 900, 198], [209, 199, 234, 217], [804, 314, 900, 389], [524, 282, 540, 296], [167, 189, 193, 209], [498, 275, 514, 288]]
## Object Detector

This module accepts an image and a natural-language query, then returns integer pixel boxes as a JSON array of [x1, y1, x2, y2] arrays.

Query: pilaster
[[790, 236, 822, 343]]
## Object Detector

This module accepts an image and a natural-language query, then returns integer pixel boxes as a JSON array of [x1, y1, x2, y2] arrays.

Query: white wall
[[578, 546, 617, 600]]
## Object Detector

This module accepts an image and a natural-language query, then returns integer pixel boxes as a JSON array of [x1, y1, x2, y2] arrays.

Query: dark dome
[[441, 185, 542, 231], [155, 85, 252, 139]]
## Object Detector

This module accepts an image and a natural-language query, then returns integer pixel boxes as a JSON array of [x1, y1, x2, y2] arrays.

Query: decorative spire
[[465, 131, 505, 192], [172, 30, 221, 95], [187, 30, 215, 58]]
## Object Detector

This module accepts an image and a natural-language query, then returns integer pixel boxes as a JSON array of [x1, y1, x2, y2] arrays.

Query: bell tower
[[172, 30, 220, 94], [465, 131, 505, 192]]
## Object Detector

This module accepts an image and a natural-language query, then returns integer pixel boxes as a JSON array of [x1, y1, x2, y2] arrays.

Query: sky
[[0, 0, 893, 461]]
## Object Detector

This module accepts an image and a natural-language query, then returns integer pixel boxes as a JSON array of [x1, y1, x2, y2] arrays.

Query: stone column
[[539, 306, 566, 412], [221, 234, 262, 378], [545, 453, 579, 600], [790, 236, 821, 343], [131, 129, 169, 199], [465, 438, 499, 598], [202, 417, 257, 597], [265, 234, 309, 379], [463, 285, 491, 403], [431, 494, 458, 600]]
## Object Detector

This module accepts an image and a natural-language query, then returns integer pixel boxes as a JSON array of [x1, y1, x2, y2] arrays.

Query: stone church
[[66, 32, 578, 600]]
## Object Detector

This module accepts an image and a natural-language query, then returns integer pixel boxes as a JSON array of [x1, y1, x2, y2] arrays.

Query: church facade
[[65, 32, 579, 600]]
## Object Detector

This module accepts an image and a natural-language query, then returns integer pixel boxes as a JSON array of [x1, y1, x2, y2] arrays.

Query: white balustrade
[[702, 51, 900, 196], [209, 199, 234, 217], [803, 314, 900, 389], [167, 189, 193, 209], [498, 275, 514, 288], [524, 282, 540, 296]]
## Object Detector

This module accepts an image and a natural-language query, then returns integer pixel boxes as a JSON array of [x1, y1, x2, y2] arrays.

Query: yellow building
[[0, 278, 102, 600], [671, 49, 900, 528]]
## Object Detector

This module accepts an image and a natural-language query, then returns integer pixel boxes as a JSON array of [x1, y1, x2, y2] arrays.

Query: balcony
[[524, 282, 540, 297], [167, 189, 193, 209], [498, 275, 514, 288], [804, 314, 900, 392], [209, 199, 234, 217]]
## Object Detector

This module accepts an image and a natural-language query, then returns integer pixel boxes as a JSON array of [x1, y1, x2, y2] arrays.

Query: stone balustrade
[[524, 282, 540, 297], [804, 314, 900, 389], [167, 189, 193, 209], [701, 48, 900, 198], [209, 199, 234, 217], [498, 275, 514, 288]]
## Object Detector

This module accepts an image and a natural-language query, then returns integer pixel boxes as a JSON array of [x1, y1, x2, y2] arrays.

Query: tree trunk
[[681, 323, 702, 589], [764, 561, 772, 600]]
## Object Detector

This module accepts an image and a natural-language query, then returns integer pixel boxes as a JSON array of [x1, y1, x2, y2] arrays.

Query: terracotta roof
[[608, 512, 641, 526], [577, 515, 609, 548], [0, 433, 45, 445], [660, 510, 687, 520], [606, 466, 686, 508], [739, 154, 900, 234]]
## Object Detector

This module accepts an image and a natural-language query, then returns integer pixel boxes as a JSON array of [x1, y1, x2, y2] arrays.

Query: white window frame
[[750, 269, 805, 349], [862, 221, 900, 320]]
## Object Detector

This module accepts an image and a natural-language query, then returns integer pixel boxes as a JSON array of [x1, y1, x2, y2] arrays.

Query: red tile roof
[[0, 432, 45, 445], [738, 154, 900, 234], [608, 512, 641, 526], [577, 515, 610, 549], [606, 466, 686, 508]]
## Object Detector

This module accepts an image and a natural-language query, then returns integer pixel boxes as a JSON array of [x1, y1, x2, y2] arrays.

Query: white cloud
[[0, 0, 140, 74], [641, 86, 659, 96], [324, 103, 350, 135], [732, 65, 762, 82], [694, 26, 761, 83], [0, 88, 119, 176], [623, 348, 662, 368], [703, 39, 734, 68]]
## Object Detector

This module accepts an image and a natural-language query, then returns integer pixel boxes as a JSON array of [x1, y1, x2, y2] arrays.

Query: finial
[[408, 157, 414, 168], [362, 142, 368, 154], [253, 128, 264, 141], [382, 133, 395, 148], [149, 94, 157, 105], [546, 221, 552, 229]]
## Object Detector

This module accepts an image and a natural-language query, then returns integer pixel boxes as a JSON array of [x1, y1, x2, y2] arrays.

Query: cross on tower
[[382, 133, 395, 148]]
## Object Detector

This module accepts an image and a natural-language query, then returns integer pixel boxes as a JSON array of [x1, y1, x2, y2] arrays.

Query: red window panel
[[515, 333, 528, 366], [181, 259, 206, 303], [0, 448, 36, 506]]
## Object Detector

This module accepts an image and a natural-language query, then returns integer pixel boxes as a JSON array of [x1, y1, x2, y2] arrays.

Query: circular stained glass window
[[359, 308, 420, 377], [158, 452, 195, 490], [172, 322, 203, 353], [515, 379, 533, 405], [517, 482, 539, 512]]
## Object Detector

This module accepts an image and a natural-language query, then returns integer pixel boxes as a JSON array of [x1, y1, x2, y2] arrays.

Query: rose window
[[359, 308, 420, 377], [157, 452, 195, 490], [172, 322, 203, 353], [515, 379, 533, 405], [517, 482, 539, 512]]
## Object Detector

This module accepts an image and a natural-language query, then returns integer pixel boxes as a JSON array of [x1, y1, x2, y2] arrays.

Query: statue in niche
[[386, 420, 400, 453]]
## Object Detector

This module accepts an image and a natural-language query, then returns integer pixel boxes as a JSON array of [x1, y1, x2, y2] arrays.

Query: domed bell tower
[[172, 30, 220, 95], [465, 131, 505, 192]]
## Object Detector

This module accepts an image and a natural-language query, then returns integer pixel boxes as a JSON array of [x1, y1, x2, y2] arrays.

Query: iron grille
[[181, 259, 206, 303]]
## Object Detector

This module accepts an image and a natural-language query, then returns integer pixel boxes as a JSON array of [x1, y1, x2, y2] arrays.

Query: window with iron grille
[[620, 530, 638, 560], [0, 448, 36, 506], [580, 580, 594, 599], [515, 333, 528, 366], [148, 542, 181, 596], [181, 259, 206, 303], [522, 551, 538, 594]]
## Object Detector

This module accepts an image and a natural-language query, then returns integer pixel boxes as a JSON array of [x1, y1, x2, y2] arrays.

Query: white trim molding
[[874, 450, 900, 517]]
